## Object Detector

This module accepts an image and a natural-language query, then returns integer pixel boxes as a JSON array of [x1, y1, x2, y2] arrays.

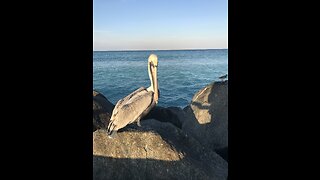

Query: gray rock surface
[[182, 81, 228, 161], [93, 119, 228, 180]]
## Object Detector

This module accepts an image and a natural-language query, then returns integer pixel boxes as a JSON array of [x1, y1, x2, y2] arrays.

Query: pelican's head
[[148, 54, 158, 67]]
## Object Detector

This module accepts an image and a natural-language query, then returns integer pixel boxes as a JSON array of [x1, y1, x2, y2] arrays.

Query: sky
[[93, 0, 228, 51]]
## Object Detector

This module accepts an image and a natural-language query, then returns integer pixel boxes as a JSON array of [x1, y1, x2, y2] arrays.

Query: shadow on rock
[[142, 106, 187, 129]]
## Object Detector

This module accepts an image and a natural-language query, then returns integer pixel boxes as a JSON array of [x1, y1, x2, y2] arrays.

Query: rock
[[182, 81, 228, 161], [93, 119, 228, 180], [142, 106, 187, 129], [93, 90, 114, 132]]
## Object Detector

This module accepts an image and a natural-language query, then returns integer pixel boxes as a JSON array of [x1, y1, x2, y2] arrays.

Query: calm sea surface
[[93, 49, 228, 108]]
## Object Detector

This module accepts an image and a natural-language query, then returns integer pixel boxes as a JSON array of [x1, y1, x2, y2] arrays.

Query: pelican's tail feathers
[[107, 121, 114, 133]]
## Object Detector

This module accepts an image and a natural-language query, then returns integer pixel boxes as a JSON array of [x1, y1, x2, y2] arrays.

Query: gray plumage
[[107, 87, 156, 137]]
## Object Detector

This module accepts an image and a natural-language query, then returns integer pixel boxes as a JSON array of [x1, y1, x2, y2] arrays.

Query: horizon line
[[93, 48, 228, 52]]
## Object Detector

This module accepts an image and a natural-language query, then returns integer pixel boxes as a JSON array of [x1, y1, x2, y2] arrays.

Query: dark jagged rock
[[182, 81, 228, 161], [142, 106, 187, 129], [93, 119, 228, 180], [93, 90, 114, 132]]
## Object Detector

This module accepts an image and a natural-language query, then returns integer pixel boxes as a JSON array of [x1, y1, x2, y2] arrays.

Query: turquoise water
[[93, 49, 228, 108]]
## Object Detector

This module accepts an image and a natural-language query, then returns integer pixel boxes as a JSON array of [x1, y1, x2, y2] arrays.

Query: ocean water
[[93, 49, 228, 108]]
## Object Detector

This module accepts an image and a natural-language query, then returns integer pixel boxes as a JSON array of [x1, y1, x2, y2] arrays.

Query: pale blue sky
[[94, 0, 228, 50]]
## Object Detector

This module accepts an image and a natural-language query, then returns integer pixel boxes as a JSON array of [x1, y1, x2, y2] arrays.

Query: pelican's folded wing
[[112, 87, 146, 116], [116, 90, 153, 125]]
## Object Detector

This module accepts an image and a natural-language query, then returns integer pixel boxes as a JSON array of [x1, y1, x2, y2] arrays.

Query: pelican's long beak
[[152, 65, 159, 104]]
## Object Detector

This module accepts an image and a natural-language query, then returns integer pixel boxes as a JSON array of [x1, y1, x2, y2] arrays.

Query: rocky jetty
[[93, 80, 228, 179]]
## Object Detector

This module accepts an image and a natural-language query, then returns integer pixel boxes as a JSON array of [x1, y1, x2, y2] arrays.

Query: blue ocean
[[93, 49, 228, 108]]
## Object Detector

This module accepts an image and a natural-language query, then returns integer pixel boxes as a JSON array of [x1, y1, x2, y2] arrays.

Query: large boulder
[[93, 90, 114, 132], [182, 81, 228, 161], [93, 119, 228, 180]]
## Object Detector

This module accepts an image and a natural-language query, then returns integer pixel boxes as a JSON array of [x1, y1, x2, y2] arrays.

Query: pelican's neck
[[147, 61, 154, 92], [147, 61, 159, 103]]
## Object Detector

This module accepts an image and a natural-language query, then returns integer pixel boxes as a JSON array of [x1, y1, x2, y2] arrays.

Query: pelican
[[107, 54, 159, 137]]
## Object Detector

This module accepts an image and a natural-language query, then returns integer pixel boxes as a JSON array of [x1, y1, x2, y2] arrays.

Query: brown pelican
[[107, 54, 159, 137]]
